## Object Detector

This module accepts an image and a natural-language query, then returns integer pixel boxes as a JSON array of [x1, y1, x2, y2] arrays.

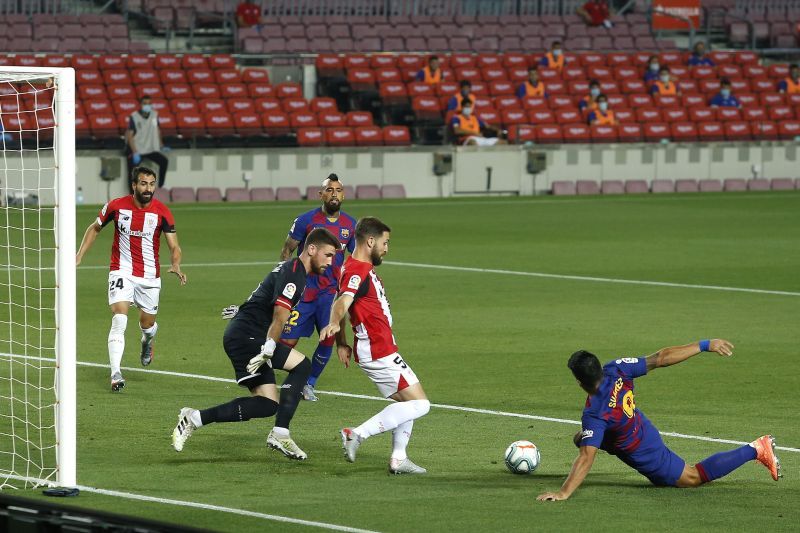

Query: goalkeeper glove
[[246, 338, 276, 374], [221, 304, 239, 320]]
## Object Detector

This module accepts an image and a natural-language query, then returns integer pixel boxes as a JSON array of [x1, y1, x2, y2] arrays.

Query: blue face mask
[[590, 87, 600, 98], [720, 88, 730, 98], [599, 102, 608, 112], [552, 49, 562, 57], [650, 63, 660, 71], [141, 104, 152, 114]]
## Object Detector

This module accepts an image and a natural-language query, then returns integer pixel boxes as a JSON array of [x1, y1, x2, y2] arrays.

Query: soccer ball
[[504, 440, 540, 474]]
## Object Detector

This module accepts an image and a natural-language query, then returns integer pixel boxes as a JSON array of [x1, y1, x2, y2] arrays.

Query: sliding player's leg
[[267, 344, 311, 459], [685, 435, 781, 486], [171, 335, 279, 452]]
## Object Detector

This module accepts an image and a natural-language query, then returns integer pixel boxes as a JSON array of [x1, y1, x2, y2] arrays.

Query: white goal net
[[0, 67, 75, 489]]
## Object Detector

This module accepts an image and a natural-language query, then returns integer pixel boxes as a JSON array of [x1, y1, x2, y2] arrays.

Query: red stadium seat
[[535, 124, 563, 143], [614, 109, 635, 123], [182, 54, 208, 70], [107, 85, 135, 100], [689, 107, 717, 122], [654, 95, 680, 108], [501, 109, 527, 128], [476, 108, 500, 124], [89, 113, 121, 137], [318, 111, 346, 127], [724, 121, 752, 141], [310, 97, 337, 112], [412, 96, 442, 120], [643, 122, 670, 142], [209, 55, 236, 70], [326, 127, 356, 146], [562, 124, 591, 143], [697, 122, 725, 141], [482, 67, 508, 82], [98, 56, 125, 70], [662, 107, 688, 123], [198, 99, 226, 114], [84, 100, 112, 115], [215, 69, 243, 84], [248, 84, 275, 99], [220, 83, 248, 99], [741, 107, 767, 121], [255, 98, 281, 113], [613, 66, 639, 80], [778, 120, 800, 140], [494, 95, 521, 109], [618, 123, 643, 142], [408, 82, 434, 97], [153, 55, 181, 70], [590, 124, 618, 142], [502, 54, 528, 69], [562, 66, 586, 81], [276, 83, 303, 99], [636, 108, 662, 123], [556, 109, 582, 124], [545, 81, 567, 95], [682, 93, 705, 107], [159, 69, 186, 85], [136, 83, 164, 98], [293, 127, 321, 146], [489, 81, 515, 96], [380, 83, 408, 104], [72, 55, 99, 70], [343, 56, 369, 69], [606, 53, 631, 67], [261, 111, 291, 135], [242, 69, 270, 85], [455, 67, 482, 81], [508, 67, 529, 81], [346, 111, 373, 127], [690, 66, 717, 80], [507, 124, 536, 144], [382, 125, 411, 145], [375, 68, 402, 84], [549, 94, 573, 108], [528, 109, 556, 124], [169, 98, 199, 114], [316, 55, 344, 77], [164, 85, 193, 99], [569, 80, 590, 95], [627, 94, 652, 108], [370, 55, 397, 69], [750, 79, 775, 93], [587, 66, 613, 81], [192, 84, 220, 100], [226, 98, 255, 114], [175, 111, 204, 136], [103, 69, 131, 86], [717, 108, 742, 122], [347, 69, 376, 91], [670, 122, 698, 141], [759, 93, 786, 107], [354, 126, 383, 146], [289, 111, 318, 128], [187, 69, 214, 84], [522, 96, 548, 110], [768, 106, 795, 121], [76, 70, 102, 85], [113, 100, 139, 116], [79, 84, 108, 100], [205, 111, 235, 137]]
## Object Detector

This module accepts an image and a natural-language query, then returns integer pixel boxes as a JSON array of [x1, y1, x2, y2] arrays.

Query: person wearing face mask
[[687, 41, 715, 67], [516, 66, 548, 98], [450, 99, 506, 146], [447, 80, 475, 112], [540, 41, 565, 71], [644, 55, 661, 83], [709, 78, 741, 108], [777, 63, 800, 94], [587, 94, 616, 126], [579, 79, 602, 111], [650, 67, 680, 96], [125, 95, 169, 188], [416, 55, 442, 85]]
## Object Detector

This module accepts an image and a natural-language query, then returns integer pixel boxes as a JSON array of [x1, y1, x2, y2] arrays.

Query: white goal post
[[0, 66, 75, 489]]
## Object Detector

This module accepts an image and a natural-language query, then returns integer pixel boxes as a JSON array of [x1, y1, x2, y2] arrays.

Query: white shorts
[[107, 271, 161, 315], [358, 353, 420, 398], [463, 136, 500, 146]]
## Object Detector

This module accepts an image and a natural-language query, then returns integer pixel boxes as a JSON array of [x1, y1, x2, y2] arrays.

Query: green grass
[[6, 192, 800, 531]]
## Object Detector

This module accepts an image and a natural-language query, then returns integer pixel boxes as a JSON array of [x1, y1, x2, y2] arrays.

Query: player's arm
[[125, 120, 137, 153], [537, 445, 598, 502], [645, 339, 734, 372], [164, 232, 187, 285], [320, 294, 355, 366], [245, 303, 291, 374], [75, 220, 103, 266], [279, 236, 300, 261]]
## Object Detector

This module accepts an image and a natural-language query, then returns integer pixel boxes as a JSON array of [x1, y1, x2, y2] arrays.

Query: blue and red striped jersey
[[578, 358, 659, 456], [288, 207, 356, 299]]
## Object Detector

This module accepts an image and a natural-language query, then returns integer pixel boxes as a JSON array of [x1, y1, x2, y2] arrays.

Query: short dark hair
[[567, 350, 603, 388], [140, 95, 152, 103], [791, 63, 799, 70], [429, 55, 439, 63], [589, 79, 600, 87], [659, 66, 670, 74], [720, 77, 731, 87], [597, 93, 608, 102], [459, 79, 471, 88], [461, 97, 473, 107], [130, 165, 156, 184], [552, 40, 561, 47], [528, 65, 539, 72], [355, 217, 391, 244], [305, 227, 341, 250], [325, 173, 339, 183]]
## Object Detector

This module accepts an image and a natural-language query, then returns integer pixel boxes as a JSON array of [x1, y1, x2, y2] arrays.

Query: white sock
[[108, 313, 128, 375], [189, 409, 203, 428], [271, 426, 290, 438], [141, 322, 158, 343], [354, 399, 430, 440], [391, 420, 414, 461]]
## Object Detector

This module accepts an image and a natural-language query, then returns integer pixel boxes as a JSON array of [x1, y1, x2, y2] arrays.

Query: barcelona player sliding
[[538, 339, 781, 502]]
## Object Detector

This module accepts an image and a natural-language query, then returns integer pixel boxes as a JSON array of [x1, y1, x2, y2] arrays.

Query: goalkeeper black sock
[[199, 396, 278, 425], [275, 357, 311, 429]]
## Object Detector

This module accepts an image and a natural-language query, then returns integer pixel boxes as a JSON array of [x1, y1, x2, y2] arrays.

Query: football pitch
[[18, 191, 800, 531]]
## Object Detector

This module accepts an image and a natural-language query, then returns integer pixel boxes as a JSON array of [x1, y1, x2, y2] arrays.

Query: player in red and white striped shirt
[[320, 217, 430, 474], [76, 166, 186, 391]]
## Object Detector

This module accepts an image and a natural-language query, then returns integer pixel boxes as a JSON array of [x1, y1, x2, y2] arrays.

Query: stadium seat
[[197, 187, 223, 202], [698, 179, 722, 192], [355, 126, 383, 146], [747, 178, 770, 191], [576, 180, 599, 195], [651, 179, 675, 193], [723, 179, 747, 192], [600, 180, 624, 194], [624, 180, 649, 193], [536, 125, 563, 144], [233, 112, 262, 136], [297, 127, 325, 146], [644, 123, 670, 142], [697, 122, 725, 142], [290, 111, 318, 129], [346, 111, 373, 127], [326, 127, 356, 146], [176, 112, 205, 136], [205, 112, 235, 137], [250, 187, 275, 201], [675, 179, 699, 193], [356, 185, 381, 199], [778, 120, 800, 140], [262, 111, 291, 135], [382, 125, 411, 145], [199, 99, 226, 114], [381, 184, 407, 198], [563, 124, 591, 143], [725, 122, 752, 141], [770, 178, 795, 190], [551, 181, 576, 196], [670, 122, 698, 142], [227, 98, 255, 114], [276, 187, 302, 201], [170, 187, 196, 203], [88, 114, 121, 138], [153, 187, 170, 203], [590, 125, 618, 143]]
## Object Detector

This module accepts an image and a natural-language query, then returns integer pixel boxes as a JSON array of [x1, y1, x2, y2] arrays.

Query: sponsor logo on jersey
[[282, 283, 297, 299], [581, 429, 594, 439], [608, 377, 624, 408], [622, 390, 636, 418], [616, 357, 639, 364], [101, 204, 108, 217], [347, 275, 362, 290]]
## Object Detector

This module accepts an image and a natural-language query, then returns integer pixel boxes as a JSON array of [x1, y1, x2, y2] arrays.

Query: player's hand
[[131, 152, 142, 165], [319, 323, 340, 342], [710, 339, 734, 357], [221, 305, 239, 320], [337, 344, 352, 368], [246, 338, 276, 374], [537, 491, 568, 502], [168, 266, 187, 285]]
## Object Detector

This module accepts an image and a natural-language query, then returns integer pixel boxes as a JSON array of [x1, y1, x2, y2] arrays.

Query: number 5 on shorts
[[393, 356, 407, 369]]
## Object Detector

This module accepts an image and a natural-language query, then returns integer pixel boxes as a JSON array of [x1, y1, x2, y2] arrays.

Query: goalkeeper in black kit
[[171, 228, 340, 460]]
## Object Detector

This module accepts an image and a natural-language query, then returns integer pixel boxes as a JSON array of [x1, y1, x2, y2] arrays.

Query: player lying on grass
[[538, 339, 781, 502], [171, 228, 340, 460]]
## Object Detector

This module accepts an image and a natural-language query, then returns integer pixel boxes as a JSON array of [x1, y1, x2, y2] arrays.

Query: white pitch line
[[59, 358, 799, 454], [66, 259, 800, 298], [0, 474, 379, 533]]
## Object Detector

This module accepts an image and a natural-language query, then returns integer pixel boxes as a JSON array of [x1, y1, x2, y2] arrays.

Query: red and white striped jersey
[[97, 195, 176, 279], [339, 256, 397, 362]]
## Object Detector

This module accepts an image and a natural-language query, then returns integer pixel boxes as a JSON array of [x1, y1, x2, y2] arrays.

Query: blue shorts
[[281, 290, 335, 341], [622, 442, 686, 487]]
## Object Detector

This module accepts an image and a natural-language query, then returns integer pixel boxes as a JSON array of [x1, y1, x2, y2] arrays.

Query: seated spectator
[[644, 55, 661, 83], [516, 66, 547, 98], [587, 94, 616, 125], [236, 0, 264, 28], [450, 99, 507, 146], [416, 55, 442, 84], [578, 79, 601, 111], [777, 63, 800, 94], [649, 67, 680, 96], [687, 41, 715, 67], [539, 41, 565, 71], [447, 80, 475, 112], [709, 78, 741, 108], [577, 0, 613, 28]]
